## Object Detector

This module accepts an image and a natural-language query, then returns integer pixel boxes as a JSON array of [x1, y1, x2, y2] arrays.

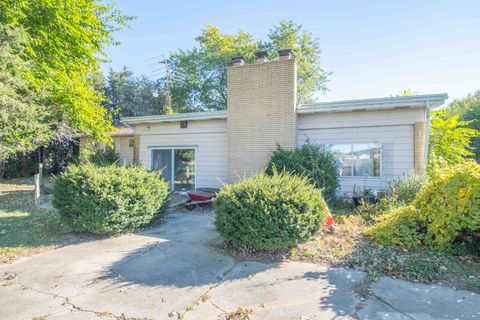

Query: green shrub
[[364, 206, 424, 247], [265, 143, 338, 200], [214, 171, 328, 249], [415, 161, 480, 248], [389, 171, 427, 204], [353, 172, 425, 224], [52, 164, 169, 234], [89, 149, 120, 166], [354, 196, 401, 223], [328, 195, 354, 214]]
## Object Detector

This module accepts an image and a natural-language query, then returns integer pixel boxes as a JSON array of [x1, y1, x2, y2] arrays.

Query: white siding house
[[115, 53, 449, 195], [297, 107, 427, 195], [133, 117, 228, 189]]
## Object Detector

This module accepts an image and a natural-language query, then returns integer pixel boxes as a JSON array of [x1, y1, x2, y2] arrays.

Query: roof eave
[[122, 110, 227, 125], [297, 94, 448, 115]]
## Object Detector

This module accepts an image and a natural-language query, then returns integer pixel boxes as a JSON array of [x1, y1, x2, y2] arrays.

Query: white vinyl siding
[[114, 136, 134, 165], [136, 119, 228, 189], [79, 136, 134, 165], [131, 107, 426, 193], [298, 108, 425, 195]]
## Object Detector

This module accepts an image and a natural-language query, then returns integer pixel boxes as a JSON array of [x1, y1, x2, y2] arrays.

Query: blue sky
[[103, 0, 480, 103]]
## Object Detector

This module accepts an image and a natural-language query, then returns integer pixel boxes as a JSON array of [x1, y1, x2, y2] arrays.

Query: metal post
[[34, 174, 40, 208], [39, 163, 44, 187]]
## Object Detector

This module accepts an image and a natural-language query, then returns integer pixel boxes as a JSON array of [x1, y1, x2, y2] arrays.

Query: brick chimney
[[232, 56, 244, 66], [255, 51, 268, 64], [227, 50, 297, 182], [278, 49, 293, 60]]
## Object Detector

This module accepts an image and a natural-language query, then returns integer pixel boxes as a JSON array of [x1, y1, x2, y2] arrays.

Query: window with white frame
[[328, 143, 381, 177]]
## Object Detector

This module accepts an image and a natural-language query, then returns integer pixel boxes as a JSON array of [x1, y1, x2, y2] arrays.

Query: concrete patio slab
[[0, 213, 478, 320]]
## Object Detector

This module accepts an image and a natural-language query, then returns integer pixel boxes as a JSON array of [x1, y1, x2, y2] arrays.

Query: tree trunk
[[0, 161, 4, 180]]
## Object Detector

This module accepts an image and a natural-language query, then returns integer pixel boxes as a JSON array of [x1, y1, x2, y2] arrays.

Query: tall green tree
[[428, 110, 479, 166], [0, 0, 132, 144], [0, 24, 52, 163], [167, 21, 329, 112], [105, 67, 168, 120], [265, 20, 329, 104], [168, 26, 259, 112], [446, 91, 480, 161]]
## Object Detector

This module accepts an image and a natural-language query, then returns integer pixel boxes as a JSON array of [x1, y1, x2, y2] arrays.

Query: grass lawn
[[221, 210, 480, 293], [0, 179, 83, 264]]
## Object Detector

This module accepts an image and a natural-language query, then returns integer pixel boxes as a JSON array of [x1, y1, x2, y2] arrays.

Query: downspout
[[423, 101, 431, 169]]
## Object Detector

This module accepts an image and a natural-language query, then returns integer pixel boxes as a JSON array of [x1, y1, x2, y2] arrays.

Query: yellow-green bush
[[366, 161, 480, 249], [364, 206, 424, 247], [416, 161, 480, 248]]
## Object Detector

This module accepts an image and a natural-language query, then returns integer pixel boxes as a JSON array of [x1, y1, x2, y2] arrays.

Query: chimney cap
[[278, 49, 293, 58], [254, 51, 268, 59], [232, 56, 244, 66]]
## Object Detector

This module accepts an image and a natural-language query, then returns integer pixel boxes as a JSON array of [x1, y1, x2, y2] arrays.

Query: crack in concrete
[[351, 276, 416, 320], [371, 294, 417, 320], [176, 262, 238, 319], [62, 296, 128, 319], [351, 275, 372, 317], [11, 281, 147, 320], [207, 298, 228, 314]]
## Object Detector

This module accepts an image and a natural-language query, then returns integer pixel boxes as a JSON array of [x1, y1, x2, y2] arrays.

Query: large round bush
[[53, 164, 169, 234], [214, 171, 328, 249], [265, 143, 338, 200]]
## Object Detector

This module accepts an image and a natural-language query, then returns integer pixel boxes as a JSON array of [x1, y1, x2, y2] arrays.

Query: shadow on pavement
[[102, 214, 280, 289]]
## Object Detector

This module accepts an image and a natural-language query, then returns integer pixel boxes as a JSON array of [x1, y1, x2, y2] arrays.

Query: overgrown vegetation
[[265, 143, 338, 200], [218, 168, 480, 291], [88, 149, 121, 167], [366, 161, 480, 250], [350, 171, 425, 222], [214, 171, 328, 249], [352, 196, 401, 223], [389, 171, 427, 204], [53, 164, 169, 234], [416, 162, 480, 249], [289, 215, 480, 289]]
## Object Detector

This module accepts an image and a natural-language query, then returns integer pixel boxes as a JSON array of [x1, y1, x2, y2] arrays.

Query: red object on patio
[[187, 190, 216, 202]]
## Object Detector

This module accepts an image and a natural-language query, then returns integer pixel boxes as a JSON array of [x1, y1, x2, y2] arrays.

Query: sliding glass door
[[151, 149, 173, 183], [151, 148, 195, 192]]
